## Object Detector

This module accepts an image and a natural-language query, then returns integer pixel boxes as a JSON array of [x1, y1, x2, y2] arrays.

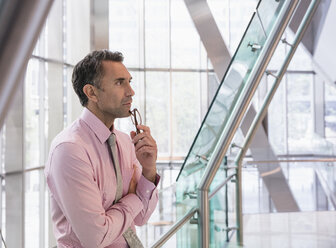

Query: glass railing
[[172, 0, 303, 246], [176, 209, 198, 247], [155, 217, 198, 248], [175, 0, 289, 224], [176, 0, 286, 182], [209, 158, 237, 247]]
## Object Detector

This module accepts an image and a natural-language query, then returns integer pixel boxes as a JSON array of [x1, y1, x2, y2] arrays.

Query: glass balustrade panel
[[176, 209, 199, 248], [209, 159, 237, 247], [176, 0, 288, 215], [175, 0, 292, 245]]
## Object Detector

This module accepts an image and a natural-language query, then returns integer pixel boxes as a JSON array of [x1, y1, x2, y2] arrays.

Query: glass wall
[[325, 83, 336, 144], [109, 0, 260, 161], [109, 0, 208, 160], [1, 0, 90, 247], [267, 31, 335, 156]]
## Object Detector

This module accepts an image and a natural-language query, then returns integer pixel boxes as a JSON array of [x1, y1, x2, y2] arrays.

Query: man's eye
[[116, 81, 122, 85]]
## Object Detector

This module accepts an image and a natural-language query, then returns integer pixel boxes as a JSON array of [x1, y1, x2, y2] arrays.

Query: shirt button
[[146, 190, 150, 194]]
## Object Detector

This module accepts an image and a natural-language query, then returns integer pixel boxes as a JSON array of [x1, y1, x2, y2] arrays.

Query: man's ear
[[83, 84, 98, 103]]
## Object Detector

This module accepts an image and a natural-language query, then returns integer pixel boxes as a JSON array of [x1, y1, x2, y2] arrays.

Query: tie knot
[[108, 133, 116, 147]]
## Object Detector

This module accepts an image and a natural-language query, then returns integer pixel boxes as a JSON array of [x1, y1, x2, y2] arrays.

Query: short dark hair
[[72, 50, 124, 106]]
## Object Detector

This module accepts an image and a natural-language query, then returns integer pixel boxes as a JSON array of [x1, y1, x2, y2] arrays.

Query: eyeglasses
[[130, 108, 142, 134]]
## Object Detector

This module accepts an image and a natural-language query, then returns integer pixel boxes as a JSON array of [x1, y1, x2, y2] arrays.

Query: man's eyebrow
[[114, 77, 126, 82], [114, 77, 132, 82]]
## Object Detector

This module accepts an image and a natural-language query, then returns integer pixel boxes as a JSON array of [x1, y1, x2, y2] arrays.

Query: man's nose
[[126, 83, 135, 97]]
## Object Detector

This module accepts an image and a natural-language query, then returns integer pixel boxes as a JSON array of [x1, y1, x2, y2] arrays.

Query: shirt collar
[[80, 108, 112, 144]]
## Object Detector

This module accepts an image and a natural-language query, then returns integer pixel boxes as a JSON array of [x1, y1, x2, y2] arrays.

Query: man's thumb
[[130, 131, 136, 139]]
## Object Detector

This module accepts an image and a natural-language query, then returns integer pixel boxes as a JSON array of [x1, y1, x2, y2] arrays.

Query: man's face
[[94, 61, 135, 120]]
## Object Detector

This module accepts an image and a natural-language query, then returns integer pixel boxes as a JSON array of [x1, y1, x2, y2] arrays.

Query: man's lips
[[123, 101, 132, 105]]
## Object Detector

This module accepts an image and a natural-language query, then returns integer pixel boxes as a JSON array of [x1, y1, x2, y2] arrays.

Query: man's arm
[[46, 142, 143, 248], [130, 125, 160, 225], [130, 124, 158, 182]]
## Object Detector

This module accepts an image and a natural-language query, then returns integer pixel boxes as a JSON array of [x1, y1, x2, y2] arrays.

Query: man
[[45, 50, 159, 248]]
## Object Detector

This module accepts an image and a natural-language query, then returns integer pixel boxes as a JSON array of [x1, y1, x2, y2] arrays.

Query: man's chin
[[119, 111, 132, 119]]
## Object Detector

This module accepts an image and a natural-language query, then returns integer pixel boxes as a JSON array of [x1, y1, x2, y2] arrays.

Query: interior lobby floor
[[243, 211, 336, 248]]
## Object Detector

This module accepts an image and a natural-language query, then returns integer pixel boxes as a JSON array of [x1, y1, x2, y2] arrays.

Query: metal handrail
[[151, 207, 198, 248], [234, 0, 321, 246], [208, 173, 236, 200], [197, 1, 300, 247]]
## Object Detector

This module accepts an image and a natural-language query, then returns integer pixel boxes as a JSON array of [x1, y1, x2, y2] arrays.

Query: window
[[109, 0, 209, 160]]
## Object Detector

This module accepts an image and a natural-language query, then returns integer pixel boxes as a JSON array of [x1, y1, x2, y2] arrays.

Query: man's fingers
[[136, 145, 157, 155], [137, 124, 150, 133], [134, 137, 157, 151], [132, 133, 155, 145], [132, 132, 146, 144]]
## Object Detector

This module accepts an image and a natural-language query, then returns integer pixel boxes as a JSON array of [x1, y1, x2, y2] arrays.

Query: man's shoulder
[[46, 119, 91, 175], [51, 119, 88, 150]]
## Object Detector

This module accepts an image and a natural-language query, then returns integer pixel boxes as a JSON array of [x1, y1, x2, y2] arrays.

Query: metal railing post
[[198, 189, 209, 248]]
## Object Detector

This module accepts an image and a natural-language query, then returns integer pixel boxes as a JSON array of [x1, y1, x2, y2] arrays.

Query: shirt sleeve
[[46, 142, 144, 248], [131, 153, 160, 226]]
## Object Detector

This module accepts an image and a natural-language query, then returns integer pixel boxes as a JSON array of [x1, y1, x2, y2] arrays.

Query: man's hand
[[130, 125, 157, 183]]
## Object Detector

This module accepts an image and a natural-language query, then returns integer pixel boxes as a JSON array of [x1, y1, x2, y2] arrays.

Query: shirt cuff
[[136, 174, 160, 199]]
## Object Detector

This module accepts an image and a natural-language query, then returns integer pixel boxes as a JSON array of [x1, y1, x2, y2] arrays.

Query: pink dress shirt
[[45, 108, 159, 248]]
